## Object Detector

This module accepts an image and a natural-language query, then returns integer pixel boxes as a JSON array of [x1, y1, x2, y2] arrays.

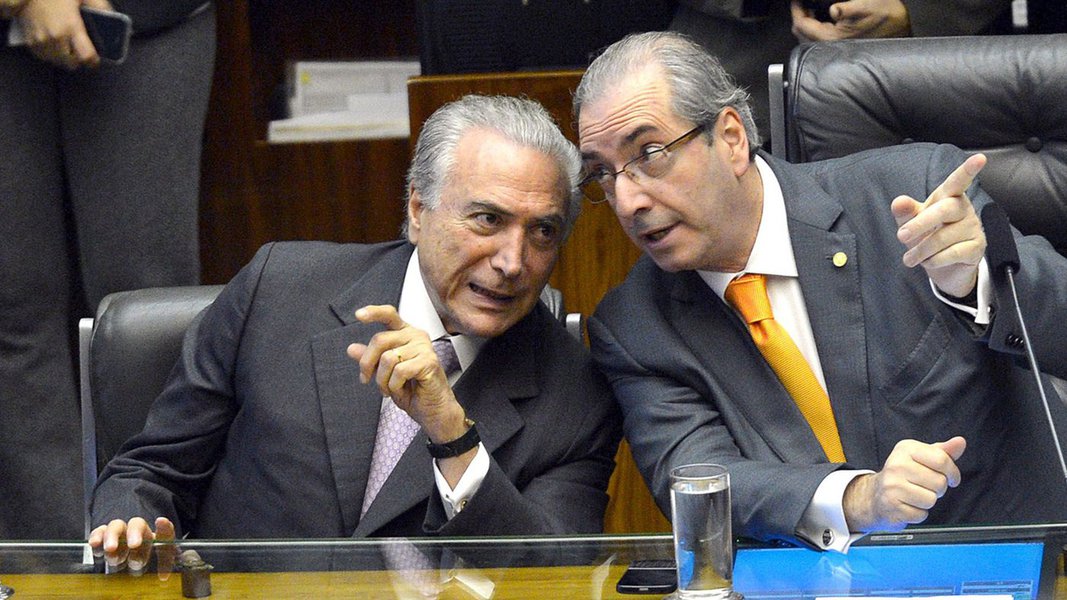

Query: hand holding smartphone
[[5, 5, 131, 65], [79, 6, 132, 64]]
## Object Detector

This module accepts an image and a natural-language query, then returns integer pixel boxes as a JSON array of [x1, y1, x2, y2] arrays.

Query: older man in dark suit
[[575, 31, 1067, 552], [88, 95, 621, 564]]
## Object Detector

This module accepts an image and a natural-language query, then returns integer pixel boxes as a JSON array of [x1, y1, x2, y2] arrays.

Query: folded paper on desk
[[268, 60, 419, 143]]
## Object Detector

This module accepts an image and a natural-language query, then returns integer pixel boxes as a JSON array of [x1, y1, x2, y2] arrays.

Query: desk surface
[[1, 526, 1065, 599]]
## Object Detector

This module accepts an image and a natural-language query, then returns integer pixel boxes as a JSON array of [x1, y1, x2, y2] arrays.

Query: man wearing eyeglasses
[[575, 31, 1067, 551]]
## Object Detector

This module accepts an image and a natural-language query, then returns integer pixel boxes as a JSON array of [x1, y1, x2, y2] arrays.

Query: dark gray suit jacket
[[92, 240, 622, 538], [590, 145, 1067, 546]]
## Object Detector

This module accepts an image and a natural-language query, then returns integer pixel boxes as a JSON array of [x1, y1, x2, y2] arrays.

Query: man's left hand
[[892, 153, 987, 299]]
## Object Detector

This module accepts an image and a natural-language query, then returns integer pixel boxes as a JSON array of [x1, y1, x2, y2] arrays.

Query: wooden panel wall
[[200, 3, 668, 534], [199, 0, 417, 283]]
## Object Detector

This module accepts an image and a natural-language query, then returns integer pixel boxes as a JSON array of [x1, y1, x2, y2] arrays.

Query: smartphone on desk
[[616, 559, 677, 594], [80, 6, 132, 64]]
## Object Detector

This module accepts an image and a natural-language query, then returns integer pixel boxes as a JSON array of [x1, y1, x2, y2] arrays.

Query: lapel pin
[[832, 252, 848, 268]]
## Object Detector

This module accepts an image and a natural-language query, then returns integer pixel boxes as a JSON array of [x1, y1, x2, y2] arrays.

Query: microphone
[[980, 202, 1067, 485], [980, 202, 1020, 279]]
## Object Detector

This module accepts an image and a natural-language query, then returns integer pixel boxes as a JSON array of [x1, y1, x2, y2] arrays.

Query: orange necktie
[[725, 273, 846, 462]]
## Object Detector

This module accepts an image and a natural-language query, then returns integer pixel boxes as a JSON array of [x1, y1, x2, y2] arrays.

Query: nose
[[490, 228, 525, 279], [609, 171, 652, 219]]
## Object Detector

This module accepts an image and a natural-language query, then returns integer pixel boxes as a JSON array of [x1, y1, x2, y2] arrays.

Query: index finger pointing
[[931, 153, 986, 203], [354, 304, 404, 330]]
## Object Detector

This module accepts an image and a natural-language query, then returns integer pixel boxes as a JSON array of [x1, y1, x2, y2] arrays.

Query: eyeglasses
[[579, 124, 707, 204]]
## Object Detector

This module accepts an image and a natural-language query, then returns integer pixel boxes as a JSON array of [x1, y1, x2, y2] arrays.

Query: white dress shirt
[[394, 249, 489, 519], [698, 156, 992, 552]]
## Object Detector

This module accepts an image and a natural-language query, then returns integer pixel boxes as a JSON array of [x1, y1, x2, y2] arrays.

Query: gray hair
[[573, 31, 761, 153], [405, 94, 582, 239]]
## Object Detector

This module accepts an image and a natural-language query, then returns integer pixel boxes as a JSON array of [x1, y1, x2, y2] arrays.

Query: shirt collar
[[699, 154, 799, 298], [398, 249, 484, 371]]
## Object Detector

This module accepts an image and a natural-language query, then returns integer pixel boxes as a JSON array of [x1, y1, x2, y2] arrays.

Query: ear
[[407, 186, 424, 244], [717, 107, 752, 177]]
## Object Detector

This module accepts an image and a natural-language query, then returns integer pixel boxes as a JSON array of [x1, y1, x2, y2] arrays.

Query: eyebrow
[[581, 123, 659, 162], [466, 200, 565, 227]]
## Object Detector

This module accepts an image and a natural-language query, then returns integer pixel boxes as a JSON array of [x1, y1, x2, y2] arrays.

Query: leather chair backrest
[[83, 286, 225, 476], [778, 34, 1067, 255]]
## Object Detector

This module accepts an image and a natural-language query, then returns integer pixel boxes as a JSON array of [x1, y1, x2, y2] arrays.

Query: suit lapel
[[668, 273, 826, 462], [311, 243, 414, 535], [772, 157, 878, 466], [347, 260, 539, 536], [453, 311, 537, 454]]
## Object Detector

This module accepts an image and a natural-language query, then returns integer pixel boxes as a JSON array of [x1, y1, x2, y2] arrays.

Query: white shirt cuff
[[796, 469, 873, 553], [929, 258, 992, 325], [432, 442, 489, 519]]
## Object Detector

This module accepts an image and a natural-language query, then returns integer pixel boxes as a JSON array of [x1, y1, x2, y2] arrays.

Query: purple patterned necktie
[[360, 337, 460, 516], [432, 337, 460, 379]]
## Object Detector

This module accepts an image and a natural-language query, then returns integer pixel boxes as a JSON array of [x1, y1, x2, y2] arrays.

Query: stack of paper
[[268, 60, 420, 144]]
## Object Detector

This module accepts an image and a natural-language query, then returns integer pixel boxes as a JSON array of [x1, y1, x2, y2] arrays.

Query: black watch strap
[[426, 418, 479, 459]]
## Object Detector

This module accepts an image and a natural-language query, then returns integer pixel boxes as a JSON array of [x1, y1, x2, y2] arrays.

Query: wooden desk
[[3, 562, 1066, 599], [2, 528, 1065, 599], [0, 565, 629, 599]]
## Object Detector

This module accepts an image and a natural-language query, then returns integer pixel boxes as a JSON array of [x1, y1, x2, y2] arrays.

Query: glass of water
[[669, 463, 738, 599]]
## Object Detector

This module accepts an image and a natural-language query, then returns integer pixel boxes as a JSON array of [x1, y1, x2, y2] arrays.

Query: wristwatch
[[426, 418, 479, 459]]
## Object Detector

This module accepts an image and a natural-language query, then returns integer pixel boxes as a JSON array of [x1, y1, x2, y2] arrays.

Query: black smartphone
[[616, 559, 677, 594], [80, 6, 132, 64], [802, 0, 836, 22]]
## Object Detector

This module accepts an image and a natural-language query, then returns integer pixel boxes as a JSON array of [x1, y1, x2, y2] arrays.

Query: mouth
[[638, 223, 675, 245], [469, 282, 517, 304]]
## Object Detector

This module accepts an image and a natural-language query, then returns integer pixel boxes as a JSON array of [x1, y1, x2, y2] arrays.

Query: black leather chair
[[78, 285, 223, 535], [77, 283, 580, 535], [767, 34, 1067, 256]]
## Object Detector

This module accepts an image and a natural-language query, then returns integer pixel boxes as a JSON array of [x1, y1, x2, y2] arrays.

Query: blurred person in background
[[0, 0, 215, 538]]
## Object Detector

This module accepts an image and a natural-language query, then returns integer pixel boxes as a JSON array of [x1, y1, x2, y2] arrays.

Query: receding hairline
[[448, 125, 573, 198]]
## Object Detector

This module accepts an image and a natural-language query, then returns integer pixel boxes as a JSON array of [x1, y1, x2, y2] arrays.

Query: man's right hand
[[843, 436, 966, 532], [791, 0, 911, 41], [88, 516, 178, 578]]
